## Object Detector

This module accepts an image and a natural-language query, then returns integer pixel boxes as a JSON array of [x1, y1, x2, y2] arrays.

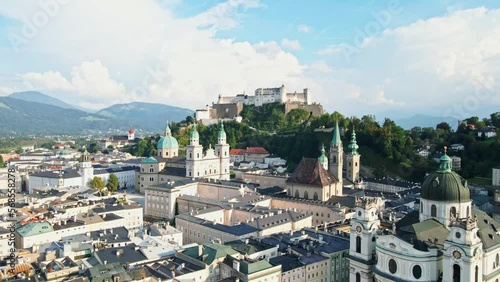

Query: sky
[[0, 0, 499, 120]]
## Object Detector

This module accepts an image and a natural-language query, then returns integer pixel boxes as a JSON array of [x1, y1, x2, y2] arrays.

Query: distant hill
[[0, 97, 125, 136], [395, 114, 458, 130], [8, 91, 92, 112], [97, 102, 194, 131]]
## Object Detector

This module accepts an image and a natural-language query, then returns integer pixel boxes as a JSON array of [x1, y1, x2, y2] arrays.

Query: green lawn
[[467, 177, 493, 187]]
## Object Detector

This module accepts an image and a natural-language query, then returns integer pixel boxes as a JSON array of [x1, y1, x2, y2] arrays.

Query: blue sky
[[0, 0, 499, 120]]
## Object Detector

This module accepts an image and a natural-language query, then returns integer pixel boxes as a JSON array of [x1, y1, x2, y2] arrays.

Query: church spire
[[165, 121, 171, 136], [348, 127, 359, 155], [331, 119, 342, 147]]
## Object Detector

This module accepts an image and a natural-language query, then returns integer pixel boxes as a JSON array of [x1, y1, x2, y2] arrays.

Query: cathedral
[[136, 122, 230, 193], [286, 120, 361, 200], [349, 149, 500, 282]]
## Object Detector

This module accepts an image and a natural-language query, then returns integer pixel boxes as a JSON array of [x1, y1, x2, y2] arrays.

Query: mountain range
[[0, 91, 193, 136]]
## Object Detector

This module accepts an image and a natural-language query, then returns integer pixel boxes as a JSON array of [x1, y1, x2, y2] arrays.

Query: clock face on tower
[[453, 250, 461, 260], [356, 226, 362, 233]]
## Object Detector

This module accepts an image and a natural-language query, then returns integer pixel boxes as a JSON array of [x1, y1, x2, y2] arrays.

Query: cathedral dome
[[157, 136, 178, 149], [421, 151, 470, 203]]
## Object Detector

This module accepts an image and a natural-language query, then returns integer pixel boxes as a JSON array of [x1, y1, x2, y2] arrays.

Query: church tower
[[185, 123, 204, 179], [214, 121, 230, 180], [80, 147, 93, 187], [318, 144, 328, 171], [443, 217, 483, 282], [346, 127, 361, 182], [329, 120, 343, 187], [349, 197, 380, 282]]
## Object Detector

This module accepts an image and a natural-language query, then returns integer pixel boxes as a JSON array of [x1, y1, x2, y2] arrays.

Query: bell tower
[[329, 120, 343, 187], [80, 147, 93, 187], [349, 197, 380, 282], [443, 217, 483, 282], [214, 121, 230, 180], [185, 123, 204, 179], [346, 127, 361, 182]]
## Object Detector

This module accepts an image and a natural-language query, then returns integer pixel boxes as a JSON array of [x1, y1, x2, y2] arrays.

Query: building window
[[431, 204, 437, 217], [189, 153, 192, 158], [475, 265, 479, 282], [304, 191, 309, 199], [412, 265, 422, 279], [389, 259, 397, 274], [450, 206, 457, 218], [295, 190, 300, 198], [355, 273, 360, 282], [313, 192, 319, 200], [453, 264, 460, 282], [356, 236, 361, 253]]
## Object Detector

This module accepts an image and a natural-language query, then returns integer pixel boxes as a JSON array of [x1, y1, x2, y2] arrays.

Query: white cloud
[[297, 24, 311, 33], [1, 3, 500, 118], [316, 46, 343, 55], [308, 61, 332, 73], [374, 91, 405, 106], [281, 38, 302, 51], [21, 70, 73, 91]]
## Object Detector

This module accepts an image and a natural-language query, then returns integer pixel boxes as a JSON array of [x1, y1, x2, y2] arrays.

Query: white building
[[186, 122, 230, 181], [92, 201, 143, 230], [217, 85, 311, 106], [349, 153, 500, 282], [28, 150, 137, 192], [493, 167, 500, 186]]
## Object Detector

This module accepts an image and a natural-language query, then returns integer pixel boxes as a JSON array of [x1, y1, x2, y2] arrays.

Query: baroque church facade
[[136, 122, 230, 193], [286, 120, 361, 201], [349, 151, 500, 282]]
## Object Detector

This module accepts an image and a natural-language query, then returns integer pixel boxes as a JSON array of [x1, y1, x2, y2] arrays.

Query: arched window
[[355, 162, 358, 167], [356, 273, 361, 282], [304, 191, 309, 199], [450, 206, 457, 218], [356, 236, 361, 253], [420, 202, 423, 213], [475, 265, 479, 282], [295, 190, 300, 198], [333, 156, 337, 163], [496, 254, 499, 267], [467, 206, 470, 218], [453, 264, 461, 282], [313, 192, 319, 200], [431, 205, 437, 217]]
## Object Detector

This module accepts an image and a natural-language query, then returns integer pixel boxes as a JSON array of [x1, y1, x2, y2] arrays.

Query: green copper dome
[[348, 128, 359, 155], [190, 123, 200, 140], [157, 136, 179, 149], [218, 122, 227, 139], [318, 144, 328, 164], [157, 123, 179, 149], [421, 149, 470, 203]]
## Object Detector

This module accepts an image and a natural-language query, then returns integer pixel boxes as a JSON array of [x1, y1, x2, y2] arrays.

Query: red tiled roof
[[245, 147, 269, 154], [230, 149, 246, 155], [286, 158, 338, 186]]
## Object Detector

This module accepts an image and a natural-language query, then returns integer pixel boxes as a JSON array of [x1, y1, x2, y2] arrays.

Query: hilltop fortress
[[196, 84, 324, 125]]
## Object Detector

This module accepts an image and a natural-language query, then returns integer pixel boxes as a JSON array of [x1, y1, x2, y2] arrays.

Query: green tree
[[107, 174, 120, 192], [0, 155, 5, 168], [90, 176, 106, 194]]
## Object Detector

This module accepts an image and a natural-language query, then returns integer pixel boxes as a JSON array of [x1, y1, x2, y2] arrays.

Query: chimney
[[104, 260, 107, 265], [233, 260, 240, 272]]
